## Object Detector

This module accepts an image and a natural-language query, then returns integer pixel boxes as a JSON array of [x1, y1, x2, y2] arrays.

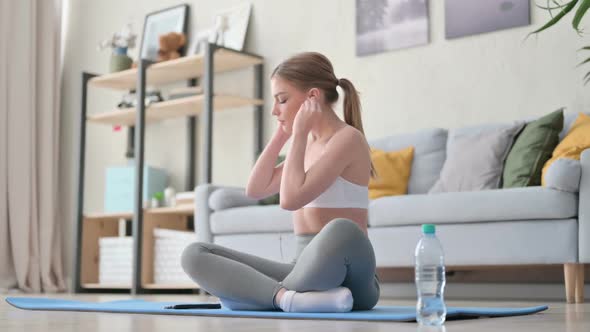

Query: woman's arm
[[280, 128, 359, 211], [245, 127, 291, 199]]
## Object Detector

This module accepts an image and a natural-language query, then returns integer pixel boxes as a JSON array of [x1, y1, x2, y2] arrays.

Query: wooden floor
[[1, 293, 589, 332]]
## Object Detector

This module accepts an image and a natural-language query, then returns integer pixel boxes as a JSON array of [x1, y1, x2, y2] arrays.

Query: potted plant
[[98, 23, 137, 73], [529, 1, 590, 84]]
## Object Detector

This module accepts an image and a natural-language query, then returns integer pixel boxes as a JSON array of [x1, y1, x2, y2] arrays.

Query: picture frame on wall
[[356, 0, 430, 56], [139, 4, 189, 61], [445, 0, 530, 39]]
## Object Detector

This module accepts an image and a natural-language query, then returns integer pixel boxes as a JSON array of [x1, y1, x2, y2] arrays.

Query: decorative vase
[[109, 47, 132, 73]]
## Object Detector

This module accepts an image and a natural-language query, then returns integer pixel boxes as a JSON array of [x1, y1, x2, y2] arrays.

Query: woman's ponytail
[[338, 78, 376, 178]]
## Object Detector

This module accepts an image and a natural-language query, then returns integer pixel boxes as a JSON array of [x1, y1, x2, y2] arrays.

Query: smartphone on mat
[[164, 303, 222, 309]]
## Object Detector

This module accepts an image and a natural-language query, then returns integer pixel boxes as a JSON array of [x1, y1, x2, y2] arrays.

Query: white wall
[[60, 0, 589, 289]]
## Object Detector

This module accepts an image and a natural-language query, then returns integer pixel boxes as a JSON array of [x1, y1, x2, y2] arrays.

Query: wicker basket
[[153, 228, 197, 284], [98, 236, 132, 284]]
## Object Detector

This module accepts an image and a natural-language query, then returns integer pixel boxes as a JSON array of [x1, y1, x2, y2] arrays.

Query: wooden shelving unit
[[87, 94, 263, 126], [88, 48, 262, 90], [80, 208, 199, 291], [73, 43, 264, 294]]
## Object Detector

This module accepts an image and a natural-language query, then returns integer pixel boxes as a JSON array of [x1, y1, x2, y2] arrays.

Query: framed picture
[[187, 27, 218, 55], [186, 3, 251, 55], [445, 0, 530, 39], [356, 0, 429, 56], [140, 4, 189, 61], [216, 2, 252, 51]]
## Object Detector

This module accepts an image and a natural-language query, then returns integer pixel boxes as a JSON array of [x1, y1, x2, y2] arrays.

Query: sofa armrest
[[544, 158, 582, 193], [208, 187, 259, 211], [194, 184, 259, 244], [194, 184, 223, 243], [580, 149, 590, 262]]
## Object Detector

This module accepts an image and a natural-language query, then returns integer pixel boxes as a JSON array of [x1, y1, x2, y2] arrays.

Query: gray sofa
[[194, 112, 588, 302]]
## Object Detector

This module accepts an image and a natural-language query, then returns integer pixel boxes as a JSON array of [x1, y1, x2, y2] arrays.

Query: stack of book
[[174, 191, 195, 207]]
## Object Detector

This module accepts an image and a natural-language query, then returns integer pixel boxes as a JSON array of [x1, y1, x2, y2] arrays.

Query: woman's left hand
[[293, 97, 322, 136]]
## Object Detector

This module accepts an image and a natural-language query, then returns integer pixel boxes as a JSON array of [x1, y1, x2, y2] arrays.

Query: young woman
[[181, 52, 379, 312]]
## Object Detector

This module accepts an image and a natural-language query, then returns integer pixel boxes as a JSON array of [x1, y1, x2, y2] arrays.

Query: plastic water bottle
[[415, 224, 447, 326]]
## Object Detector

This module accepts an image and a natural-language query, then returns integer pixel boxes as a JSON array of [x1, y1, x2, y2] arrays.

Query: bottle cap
[[422, 224, 435, 234]]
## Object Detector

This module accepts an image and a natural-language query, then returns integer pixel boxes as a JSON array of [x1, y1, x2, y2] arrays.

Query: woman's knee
[[323, 218, 364, 239], [313, 218, 366, 253], [180, 242, 212, 274], [354, 294, 379, 311]]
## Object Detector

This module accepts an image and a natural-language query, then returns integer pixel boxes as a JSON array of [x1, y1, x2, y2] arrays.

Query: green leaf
[[536, 1, 573, 10], [528, 0, 578, 36], [577, 56, 590, 66], [552, 0, 567, 17], [573, 0, 590, 31], [583, 71, 590, 81], [549, 0, 557, 18], [584, 73, 590, 85], [579, 46, 590, 51]]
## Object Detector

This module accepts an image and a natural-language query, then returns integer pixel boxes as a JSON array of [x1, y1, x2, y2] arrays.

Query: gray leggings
[[181, 218, 380, 311]]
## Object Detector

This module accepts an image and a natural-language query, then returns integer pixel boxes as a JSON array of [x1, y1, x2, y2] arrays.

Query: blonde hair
[[272, 52, 376, 178]]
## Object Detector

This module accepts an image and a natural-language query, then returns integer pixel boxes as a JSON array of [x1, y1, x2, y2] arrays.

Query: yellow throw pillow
[[542, 113, 590, 185], [369, 146, 414, 199]]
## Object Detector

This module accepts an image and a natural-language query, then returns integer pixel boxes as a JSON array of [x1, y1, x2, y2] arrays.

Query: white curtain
[[0, 0, 66, 293]]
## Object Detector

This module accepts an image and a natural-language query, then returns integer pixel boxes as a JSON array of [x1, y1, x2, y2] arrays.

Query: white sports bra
[[303, 176, 369, 209]]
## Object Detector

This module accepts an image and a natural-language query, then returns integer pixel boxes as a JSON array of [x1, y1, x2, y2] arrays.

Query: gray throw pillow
[[368, 128, 448, 195], [544, 158, 581, 193], [429, 122, 524, 193]]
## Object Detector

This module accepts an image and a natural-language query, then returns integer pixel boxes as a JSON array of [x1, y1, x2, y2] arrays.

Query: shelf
[[84, 211, 133, 220], [84, 205, 194, 221], [146, 204, 194, 216], [82, 283, 130, 289], [86, 94, 264, 126], [88, 48, 263, 90]]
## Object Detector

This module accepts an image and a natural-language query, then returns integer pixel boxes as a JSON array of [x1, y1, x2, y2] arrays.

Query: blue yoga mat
[[5, 297, 548, 322]]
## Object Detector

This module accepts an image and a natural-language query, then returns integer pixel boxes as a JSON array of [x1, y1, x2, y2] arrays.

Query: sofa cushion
[[503, 109, 563, 188], [560, 111, 584, 140], [369, 146, 414, 199], [368, 128, 447, 194], [522, 109, 579, 140], [369, 219, 577, 267], [429, 121, 524, 193], [369, 187, 577, 228], [543, 112, 590, 185], [210, 204, 293, 235]]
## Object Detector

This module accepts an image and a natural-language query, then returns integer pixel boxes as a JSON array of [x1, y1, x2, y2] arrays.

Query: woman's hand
[[293, 97, 322, 136]]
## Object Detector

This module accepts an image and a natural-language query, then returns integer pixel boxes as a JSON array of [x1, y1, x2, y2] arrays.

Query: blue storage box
[[104, 165, 168, 213]]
